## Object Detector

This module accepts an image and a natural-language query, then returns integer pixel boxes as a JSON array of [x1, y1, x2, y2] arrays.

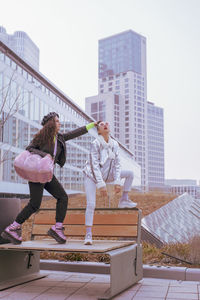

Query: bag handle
[[52, 137, 57, 160]]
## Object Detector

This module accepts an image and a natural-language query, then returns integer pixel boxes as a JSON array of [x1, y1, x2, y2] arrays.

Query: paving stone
[[142, 278, 170, 285], [113, 290, 137, 299], [132, 296, 165, 300], [0, 291, 13, 298], [0, 292, 37, 300], [166, 292, 198, 299], [138, 285, 168, 292], [33, 294, 68, 300], [134, 290, 168, 298], [168, 286, 198, 293], [66, 295, 97, 300]]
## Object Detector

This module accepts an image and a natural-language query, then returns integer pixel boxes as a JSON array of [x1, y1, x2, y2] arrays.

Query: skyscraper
[[86, 30, 148, 189], [147, 101, 165, 189], [0, 26, 39, 70]]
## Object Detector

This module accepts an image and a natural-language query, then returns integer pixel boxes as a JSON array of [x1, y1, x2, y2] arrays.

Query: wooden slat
[[32, 224, 137, 237], [34, 211, 138, 225]]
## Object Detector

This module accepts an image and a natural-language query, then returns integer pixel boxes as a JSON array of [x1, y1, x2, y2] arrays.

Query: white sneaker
[[118, 199, 137, 208], [84, 233, 93, 245]]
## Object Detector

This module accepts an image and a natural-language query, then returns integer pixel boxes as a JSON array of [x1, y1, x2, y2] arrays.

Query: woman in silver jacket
[[83, 121, 137, 245]]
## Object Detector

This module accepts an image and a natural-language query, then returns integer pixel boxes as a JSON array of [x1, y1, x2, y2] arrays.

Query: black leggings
[[16, 175, 68, 224]]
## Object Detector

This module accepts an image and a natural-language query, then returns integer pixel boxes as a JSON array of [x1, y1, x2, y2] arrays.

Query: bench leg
[[99, 244, 143, 300], [0, 250, 46, 290]]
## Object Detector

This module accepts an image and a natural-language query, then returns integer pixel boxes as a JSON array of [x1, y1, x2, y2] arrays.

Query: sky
[[1, 0, 200, 181]]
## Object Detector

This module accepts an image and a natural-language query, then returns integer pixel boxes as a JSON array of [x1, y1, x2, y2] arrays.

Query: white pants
[[84, 170, 134, 226]]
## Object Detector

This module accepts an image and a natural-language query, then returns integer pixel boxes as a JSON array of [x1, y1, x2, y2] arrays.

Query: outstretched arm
[[62, 122, 96, 141]]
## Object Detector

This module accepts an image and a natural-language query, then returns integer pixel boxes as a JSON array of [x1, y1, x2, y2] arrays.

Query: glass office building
[[147, 102, 165, 188], [99, 30, 142, 78], [96, 30, 147, 189], [0, 40, 140, 196]]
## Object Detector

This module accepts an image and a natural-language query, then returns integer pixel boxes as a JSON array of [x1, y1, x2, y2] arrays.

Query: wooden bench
[[0, 207, 143, 299]]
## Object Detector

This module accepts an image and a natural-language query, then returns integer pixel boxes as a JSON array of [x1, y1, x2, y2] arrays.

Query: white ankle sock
[[86, 227, 92, 236]]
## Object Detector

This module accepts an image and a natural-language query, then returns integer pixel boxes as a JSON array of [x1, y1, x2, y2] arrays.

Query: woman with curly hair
[[1, 112, 96, 245]]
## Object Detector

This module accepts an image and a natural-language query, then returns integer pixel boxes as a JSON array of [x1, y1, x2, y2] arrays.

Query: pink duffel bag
[[14, 151, 54, 183], [14, 139, 57, 183]]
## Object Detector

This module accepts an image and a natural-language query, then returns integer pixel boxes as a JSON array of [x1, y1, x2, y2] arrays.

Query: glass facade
[[0, 48, 93, 194], [147, 102, 165, 188], [99, 30, 142, 78]]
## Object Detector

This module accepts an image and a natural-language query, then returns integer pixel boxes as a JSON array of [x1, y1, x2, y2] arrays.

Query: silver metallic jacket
[[83, 137, 121, 189]]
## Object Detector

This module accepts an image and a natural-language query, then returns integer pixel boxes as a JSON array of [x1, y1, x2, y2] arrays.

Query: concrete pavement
[[0, 270, 200, 300]]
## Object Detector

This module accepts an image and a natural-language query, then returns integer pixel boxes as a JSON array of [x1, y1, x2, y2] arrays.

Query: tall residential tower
[[86, 30, 148, 188]]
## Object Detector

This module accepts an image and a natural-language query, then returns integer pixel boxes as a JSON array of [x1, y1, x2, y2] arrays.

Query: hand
[[94, 121, 101, 127], [99, 186, 108, 197], [114, 184, 121, 194]]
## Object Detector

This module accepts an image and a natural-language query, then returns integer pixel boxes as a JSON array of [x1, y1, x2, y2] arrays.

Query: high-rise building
[[86, 30, 148, 189], [147, 101, 165, 189], [85, 93, 123, 141], [0, 38, 141, 197], [0, 26, 39, 70]]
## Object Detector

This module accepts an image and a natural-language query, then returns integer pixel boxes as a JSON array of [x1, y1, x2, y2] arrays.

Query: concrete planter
[[0, 198, 21, 244]]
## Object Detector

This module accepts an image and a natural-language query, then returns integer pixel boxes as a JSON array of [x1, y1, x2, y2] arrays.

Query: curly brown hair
[[32, 118, 57, 149]]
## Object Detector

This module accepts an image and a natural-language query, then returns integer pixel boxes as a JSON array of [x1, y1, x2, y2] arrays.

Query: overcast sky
[[1, 0, 200, 181]]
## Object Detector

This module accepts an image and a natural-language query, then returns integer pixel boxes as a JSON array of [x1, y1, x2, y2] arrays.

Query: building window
[[91, 102, 97, 112], [99, 112, 105, 120], [114, 95, 119, 104], [108, 87, 112, 91], [109, 82, 112, 86], [91, 113, 98, 120], [99, 101, 104, 111]]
